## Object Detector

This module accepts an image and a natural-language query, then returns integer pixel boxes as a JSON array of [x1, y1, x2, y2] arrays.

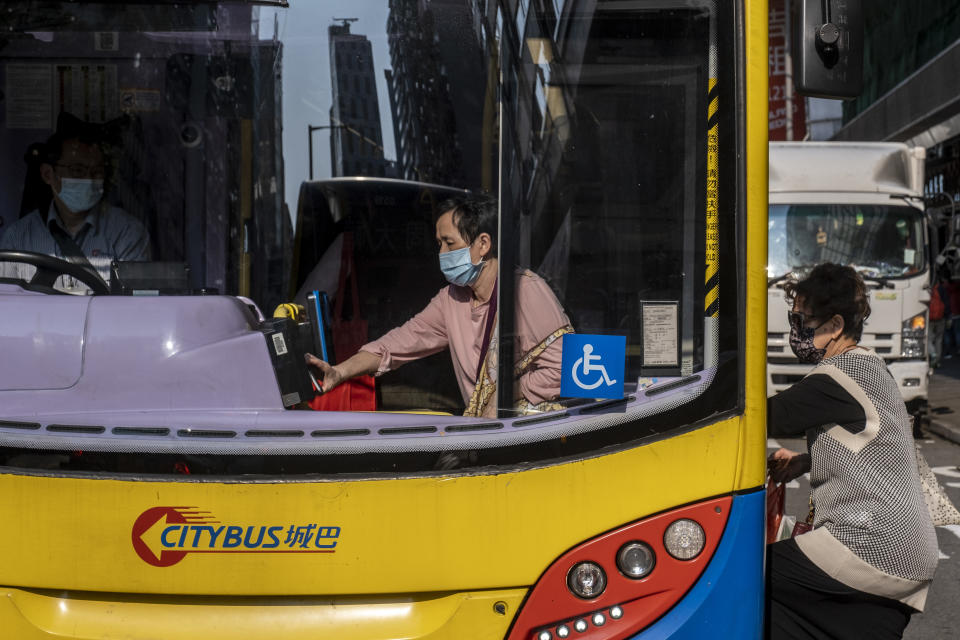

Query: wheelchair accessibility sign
[[561, 334, 626, 400]]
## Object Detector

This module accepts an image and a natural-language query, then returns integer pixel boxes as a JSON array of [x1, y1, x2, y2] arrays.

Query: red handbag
[[792, 496, 814, 537], [766, 478, 785, 544], [309, 232, 376, 412], [766, 478, 814, 543]]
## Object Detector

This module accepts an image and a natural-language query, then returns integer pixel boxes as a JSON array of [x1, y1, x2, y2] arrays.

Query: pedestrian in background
[[949, 277, 960, 358], [936, 233, 960, 357], [929, 267, 950, 368], [766, 263, 938, 640]]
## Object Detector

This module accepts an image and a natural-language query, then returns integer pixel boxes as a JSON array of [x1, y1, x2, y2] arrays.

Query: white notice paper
[[6, 64, 52, 129], [642, 302, 679, 367]]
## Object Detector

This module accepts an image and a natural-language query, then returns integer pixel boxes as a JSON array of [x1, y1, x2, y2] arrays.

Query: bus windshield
[[768, 204, 926, 281], [0, 0, 740, 474]]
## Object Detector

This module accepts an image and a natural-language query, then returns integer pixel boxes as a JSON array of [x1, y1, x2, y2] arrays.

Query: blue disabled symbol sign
[[560, 334, 626, 400]]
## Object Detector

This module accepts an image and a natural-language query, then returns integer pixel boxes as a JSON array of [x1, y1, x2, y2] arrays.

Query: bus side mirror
[[793, 0, 863, 99]]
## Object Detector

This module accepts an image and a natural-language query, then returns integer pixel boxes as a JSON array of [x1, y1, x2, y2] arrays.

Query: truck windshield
[[768, 204, 926, 280]]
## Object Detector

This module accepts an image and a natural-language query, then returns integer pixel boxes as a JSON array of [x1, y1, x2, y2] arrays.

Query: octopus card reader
[[260, 317, 315, 407]]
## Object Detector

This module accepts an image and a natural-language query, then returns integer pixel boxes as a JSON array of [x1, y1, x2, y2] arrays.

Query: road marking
[[767, 439, 782, 449], [932, 466, 960, 479], [939, 549, 950, 560], [943, 524, 960, 543], [948, 482, 960, 489]]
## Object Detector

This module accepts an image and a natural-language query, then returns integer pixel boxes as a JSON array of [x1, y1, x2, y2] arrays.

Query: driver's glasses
[[56, 163, 106, 179]]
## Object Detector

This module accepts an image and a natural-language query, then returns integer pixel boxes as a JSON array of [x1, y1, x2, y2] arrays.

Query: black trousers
[[766, 538, 913, 640]]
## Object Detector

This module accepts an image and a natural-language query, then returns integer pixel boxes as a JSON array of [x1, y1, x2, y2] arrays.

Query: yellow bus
[[0, 0, 855, 637]]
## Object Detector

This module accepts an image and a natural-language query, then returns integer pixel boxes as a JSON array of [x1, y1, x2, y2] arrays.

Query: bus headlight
[[505, 497, 729, 640], [616, 541, 656, 578], [902, 313, 926, 359], [663, 519, 705, 560], [566, 561, 606, 599]]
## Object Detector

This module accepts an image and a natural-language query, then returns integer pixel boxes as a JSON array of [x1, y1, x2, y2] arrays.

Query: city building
[[385, 0, 485, 188], [828, 1, 960, 227], [328, 20, 392, 177]]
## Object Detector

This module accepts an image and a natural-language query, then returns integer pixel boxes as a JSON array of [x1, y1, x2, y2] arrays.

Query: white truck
[[767, 142, 929, 424]]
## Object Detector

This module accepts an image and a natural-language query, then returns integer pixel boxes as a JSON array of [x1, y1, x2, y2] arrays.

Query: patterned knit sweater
[[768, 348, 938, 610]]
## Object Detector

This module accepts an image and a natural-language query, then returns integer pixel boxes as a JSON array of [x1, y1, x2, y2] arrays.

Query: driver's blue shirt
[[0, 202, 151, 291]]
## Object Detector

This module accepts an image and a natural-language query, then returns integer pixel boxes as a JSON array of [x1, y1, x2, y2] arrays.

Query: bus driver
[[305, 195, 573, 418], [0, 114, 151, 291]]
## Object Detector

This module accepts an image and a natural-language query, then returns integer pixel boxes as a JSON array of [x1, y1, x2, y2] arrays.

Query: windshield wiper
[[772, 267, 896, 289], [849, 265, 896, 288], [767, 272, 793, 287], [860, 275, 894, 289], [767, 266, 817, 287]]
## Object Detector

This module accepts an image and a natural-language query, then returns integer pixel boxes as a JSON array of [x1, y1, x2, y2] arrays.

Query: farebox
[[110, 260, 191, 295], [259, 317, 316, 408]]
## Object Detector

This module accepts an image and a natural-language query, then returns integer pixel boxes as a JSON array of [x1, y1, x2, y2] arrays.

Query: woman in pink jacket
[[306, 195, 573, 418]]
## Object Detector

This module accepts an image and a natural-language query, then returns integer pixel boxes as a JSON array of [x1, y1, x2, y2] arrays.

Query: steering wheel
[[0, 250, 110, 295]]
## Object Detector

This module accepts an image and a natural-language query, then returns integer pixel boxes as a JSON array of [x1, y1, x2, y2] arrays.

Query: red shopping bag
[[309, 232, 376, 411], [308, 374, 375, 411]]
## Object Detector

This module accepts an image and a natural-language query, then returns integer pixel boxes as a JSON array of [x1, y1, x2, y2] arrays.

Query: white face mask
[[57, 178, 104, 213]]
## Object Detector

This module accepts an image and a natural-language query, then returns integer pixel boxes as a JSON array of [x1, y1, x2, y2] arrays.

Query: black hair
[[436, 193, 498, 257], [783, 263, 871, 341], [40, 112, 109, 165], [40, 130, 106, 165]]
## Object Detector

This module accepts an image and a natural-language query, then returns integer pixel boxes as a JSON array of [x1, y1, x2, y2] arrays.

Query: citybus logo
[[131, 506, 341, 567]]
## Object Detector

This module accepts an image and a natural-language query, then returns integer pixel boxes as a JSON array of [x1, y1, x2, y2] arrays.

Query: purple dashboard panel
[[0, 284, 88, 391], [0, 285, 718, 455], [0, 289, 285, 416]]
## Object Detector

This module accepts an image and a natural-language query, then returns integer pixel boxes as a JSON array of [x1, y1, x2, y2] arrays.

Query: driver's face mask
[[788, 311, 830, 364], [57, 178, 104, 213]]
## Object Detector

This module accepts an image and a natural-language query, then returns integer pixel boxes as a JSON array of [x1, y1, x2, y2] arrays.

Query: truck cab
[[767, 142, 929, 421]]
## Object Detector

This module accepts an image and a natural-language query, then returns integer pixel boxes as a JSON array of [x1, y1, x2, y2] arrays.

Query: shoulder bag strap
[[514, 324, 574, 377], [333, 232, 354, 322], [475, 279, 498, 381]]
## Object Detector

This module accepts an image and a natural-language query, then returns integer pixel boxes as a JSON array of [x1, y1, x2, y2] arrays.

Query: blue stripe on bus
[[631, 489, 766, 639]]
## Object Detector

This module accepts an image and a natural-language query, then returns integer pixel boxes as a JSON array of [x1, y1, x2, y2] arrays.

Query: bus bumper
[[0, 587, 527, 640], [630, 489, 765, 639]]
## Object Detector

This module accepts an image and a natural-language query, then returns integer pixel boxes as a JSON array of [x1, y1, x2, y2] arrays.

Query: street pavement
[[927, 355, 960, 447], [768, 360, 960, 639]]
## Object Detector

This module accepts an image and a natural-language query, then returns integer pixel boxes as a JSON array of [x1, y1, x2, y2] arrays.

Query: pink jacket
[[361, 271, 570, 409]]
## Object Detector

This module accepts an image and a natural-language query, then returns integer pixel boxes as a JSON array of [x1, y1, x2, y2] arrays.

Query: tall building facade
[[767, 0, 807, 141], [385, 0, 485, 188], [328, 21, 391, 177], [830, 2, 960, 218]]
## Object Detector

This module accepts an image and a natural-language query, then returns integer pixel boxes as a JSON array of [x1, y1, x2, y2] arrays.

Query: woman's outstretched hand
[[768, 447, 811, 483], [305, 353, 345, 394]]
